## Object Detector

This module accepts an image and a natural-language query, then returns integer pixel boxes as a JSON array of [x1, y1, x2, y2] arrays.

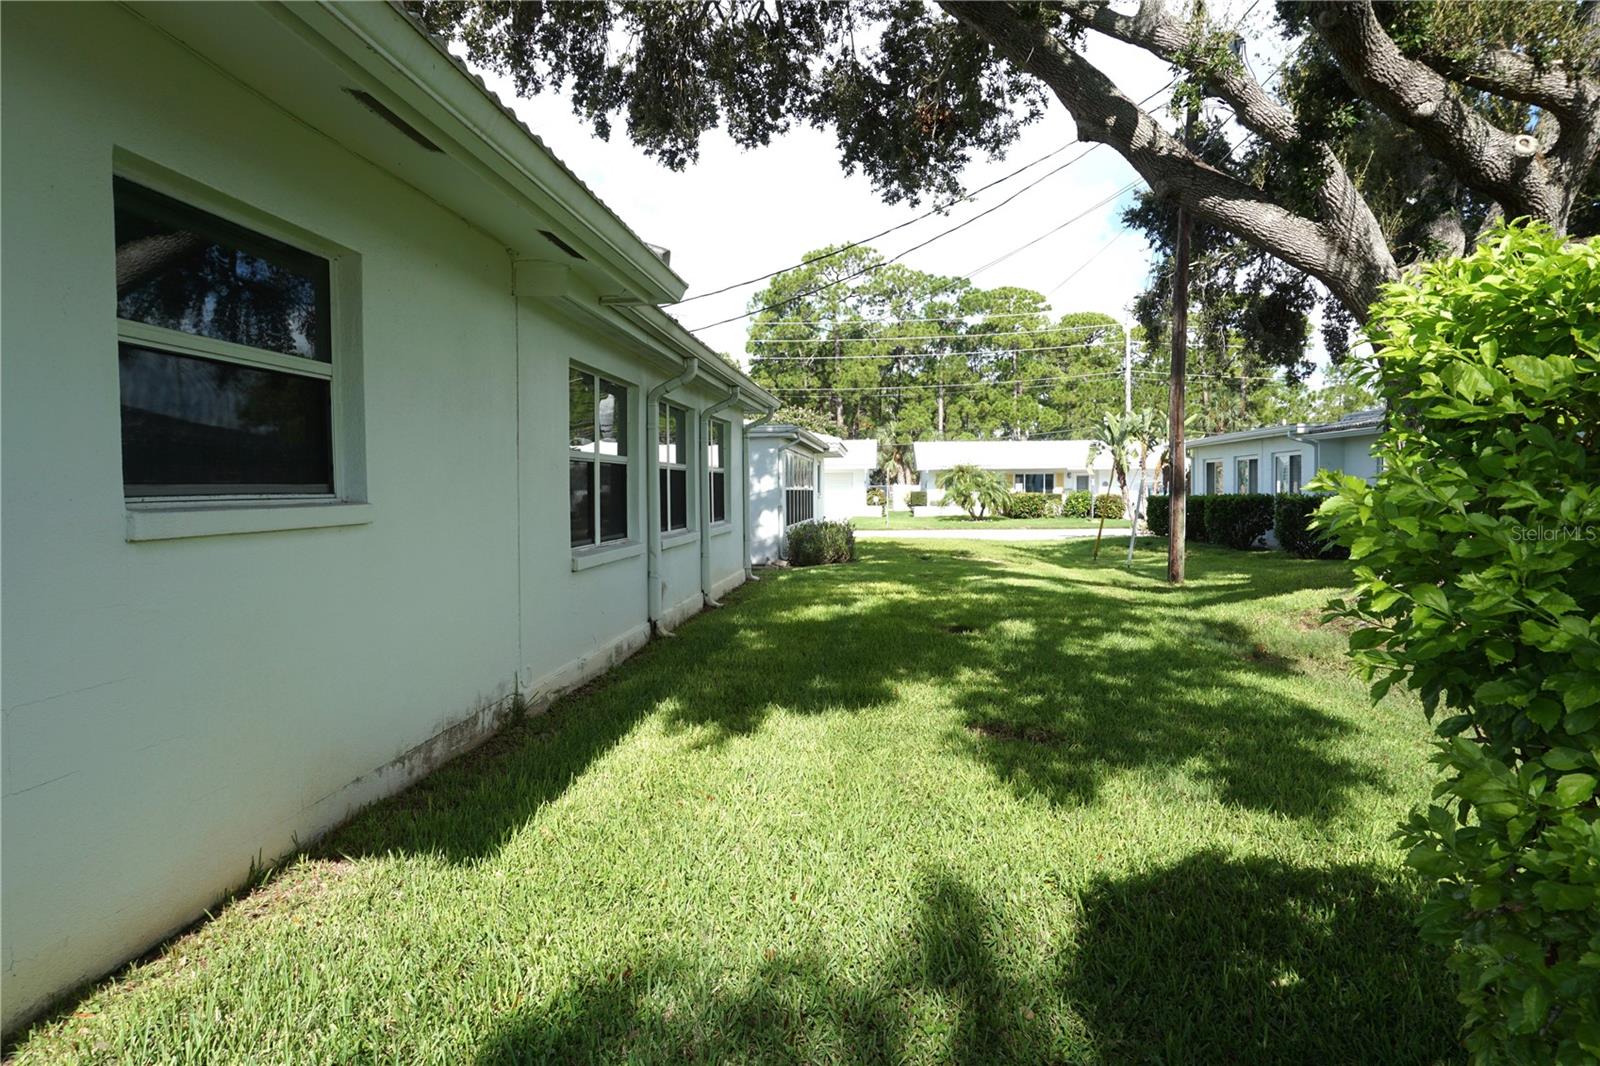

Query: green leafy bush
[[1274, 494, 1348, 559], [1061, 490, 1092, 518], [1186, 495, 1209, 543], [905, 490, 927, 508], [1313, 224, 1600, 1062], [866, 486, 887, 509], [1003, 492, 1059, 519], [1089, 493, 1124, 519], [1145, 495, 1170, 537], [1203, 494, 1275, 550], [785, 519, 856, 566]]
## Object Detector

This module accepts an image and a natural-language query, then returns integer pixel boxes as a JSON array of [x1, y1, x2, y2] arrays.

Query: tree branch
[[1312, 0, 1581, 227], [940, 1, 1397, 318], [1416, 47, 1598, 122]]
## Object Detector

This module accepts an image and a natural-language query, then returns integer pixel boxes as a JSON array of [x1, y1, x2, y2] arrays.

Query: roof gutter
[[646, 357, 699, 633], [699, 385, 742, 608]]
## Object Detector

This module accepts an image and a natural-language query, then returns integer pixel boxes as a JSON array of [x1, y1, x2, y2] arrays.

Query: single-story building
[[0, 1, 779, 1032], [1185, 408, 1385, 496], [819, 436, 881, 519], [746, 424, 845, 564], [911, 439, 1136, 514]]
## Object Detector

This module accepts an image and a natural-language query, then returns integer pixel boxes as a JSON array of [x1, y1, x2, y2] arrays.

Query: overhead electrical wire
[[747, 321, 1121, 343], [685, 76, 1182, 331], [767, 370, 1127, 394], [747, 339, 1121, 362]]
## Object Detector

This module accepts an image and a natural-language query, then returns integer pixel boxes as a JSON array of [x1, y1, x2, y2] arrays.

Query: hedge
[[1144, 495, 1170, 536], [1203, 493, 1275, 550], [1273, 493, 1348, 559], [1186, 495, 1209, 542], [1003, 492, 1059, 519], [905, 490, 927, 509], [785, 519, 856, 566], [1089, 493, 1124, 519]]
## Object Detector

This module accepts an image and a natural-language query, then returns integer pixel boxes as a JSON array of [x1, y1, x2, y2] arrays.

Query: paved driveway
[[854, 526, 1122, 541]]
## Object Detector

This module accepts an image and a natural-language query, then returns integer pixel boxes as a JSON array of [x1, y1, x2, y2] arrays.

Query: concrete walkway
[[854, 526, 1124, 541]]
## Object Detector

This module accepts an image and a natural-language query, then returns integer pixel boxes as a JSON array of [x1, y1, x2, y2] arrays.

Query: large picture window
[[1014, 472, 1054, 493], [659, 402, 690, 532], [784, 450, 816, 526], [115, 178, 335, 497], [708, 420, 728, 524], [570, 368, 629, 547]]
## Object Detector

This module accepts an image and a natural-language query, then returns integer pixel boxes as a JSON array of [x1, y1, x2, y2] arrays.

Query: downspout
[[646, 357, 699, 634], [742, 399, 779, 581], [1295, 424, 1319, 491], [698, 385, 742, 608]]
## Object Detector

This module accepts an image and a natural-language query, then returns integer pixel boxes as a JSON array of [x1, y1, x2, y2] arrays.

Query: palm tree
[[1089, 411, 1133, 519], [936, 464, 1008, 519]]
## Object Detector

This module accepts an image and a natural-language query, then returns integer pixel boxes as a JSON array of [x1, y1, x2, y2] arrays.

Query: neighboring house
[[0, 2, 778, 1032], [746, 424, 844, 563], [819, 437, 881, 519], [1186, 408, 1385, 497], [911, 439, 1129, 514]]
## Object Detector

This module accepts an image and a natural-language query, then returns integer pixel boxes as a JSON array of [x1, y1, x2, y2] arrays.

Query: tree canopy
[[414, 0, 1600, 323]]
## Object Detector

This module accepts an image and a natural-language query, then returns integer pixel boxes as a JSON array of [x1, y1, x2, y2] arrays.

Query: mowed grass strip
[[9, 540, 1458, 1065], [863, 511, 1129, 530]]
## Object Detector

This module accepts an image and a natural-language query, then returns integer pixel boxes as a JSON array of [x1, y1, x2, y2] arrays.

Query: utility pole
[[1168, 0, 1200, 586], [1122, 316, 1133, 415]]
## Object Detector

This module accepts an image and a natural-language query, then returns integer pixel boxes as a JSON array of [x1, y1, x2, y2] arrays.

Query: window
[[1235, 457, 1259, 494], [1075, 475, 1091, 492], [659, 402, 690, 533], [570, 368, 629, 547], [784, 450, 816, 526], [115, 178, 334, 497], [1273, 453, 1303, 494], [1204, 460, 1223, 496], [1013, 473, 1055, 493], [708, 419, 729, 524]]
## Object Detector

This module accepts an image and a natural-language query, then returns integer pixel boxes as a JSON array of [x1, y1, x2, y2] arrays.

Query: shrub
[[1186, 495, 1209, 543], [1061, 490, 1092, 518], [1145, 494, 1170, 537], [937, 464, 1009, 518], [1313, 224, 1600, 1062], [1089, 492, 1124, 520], [1202, 494, 1275, 550], [866, 486, 887, 509], [905, 490, 927, 509], [1273, 493, 1348, 559], [785, 519, 856, 566], [1003, 492, 1058, 519]]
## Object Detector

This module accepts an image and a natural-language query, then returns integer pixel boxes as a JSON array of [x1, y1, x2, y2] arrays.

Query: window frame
[[1204, 460, 1224, 496], [1234, 456, 1259, 494], [1272, 451, 1304, 494], [707, 418, 730, 526], [783, 449, 818, 527], [1014, 472, 1054, 494], [114, 177, 345, 504], [569, 366, 633, 549], [658, 400, 692, 535]]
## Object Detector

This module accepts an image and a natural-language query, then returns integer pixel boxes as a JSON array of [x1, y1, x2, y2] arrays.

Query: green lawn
[[864, 511, 1131, 530], [10, 540, 1458, 1064]]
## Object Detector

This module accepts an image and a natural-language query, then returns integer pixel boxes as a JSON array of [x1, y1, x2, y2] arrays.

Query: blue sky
[[462, 1, 1295, 367]]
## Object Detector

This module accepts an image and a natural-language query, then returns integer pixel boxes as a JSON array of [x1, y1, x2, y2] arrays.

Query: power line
[[666, 140, 1083, 306], [748, 321, 1122, 343], [768, 370, 1127, 394], [753, 307, 1115, 327], [1045, 230, 1129, 297], [749, 339, 1121, 362], [678, 76, 1178, 315]]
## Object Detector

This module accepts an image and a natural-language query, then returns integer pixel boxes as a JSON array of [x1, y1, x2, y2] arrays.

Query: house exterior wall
[[1186, 431, 1380, 496], [0, 4, 751, 1029], [748, 439, 788, 565]]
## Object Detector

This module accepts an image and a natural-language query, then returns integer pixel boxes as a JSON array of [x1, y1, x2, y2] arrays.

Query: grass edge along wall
[[0, 2, 775, 1032]]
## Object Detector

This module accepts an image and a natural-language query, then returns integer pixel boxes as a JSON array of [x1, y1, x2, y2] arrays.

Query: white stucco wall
[[0, 3, 752, 1029]]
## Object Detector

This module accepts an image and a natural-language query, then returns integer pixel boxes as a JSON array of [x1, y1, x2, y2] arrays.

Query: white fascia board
[[295, 2, 687, 304]]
